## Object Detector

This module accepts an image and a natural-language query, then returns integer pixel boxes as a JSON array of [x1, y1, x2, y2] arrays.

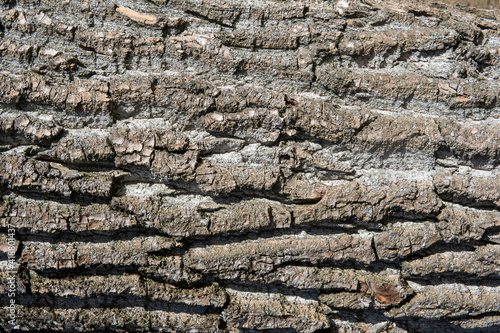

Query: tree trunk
[[1, 0, 500, 331]]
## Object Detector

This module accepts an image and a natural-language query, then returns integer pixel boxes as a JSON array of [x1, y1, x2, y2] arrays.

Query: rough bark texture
[[1, 0, 500, 332]]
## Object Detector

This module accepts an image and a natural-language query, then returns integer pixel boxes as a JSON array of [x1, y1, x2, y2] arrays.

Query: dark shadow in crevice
[[330, 310, 500, 333], [34, 155, 117, 172], [265, 258, 401, 275], [184, 224, 363, 248], [5, 188, 112, 207], [484, 225, 500, 240], [0, 294, 221, 314], [33, 265, 141, 279], [406, 273, 500, 287], [436, 146, 500, 172], [184, 10, 235, 28], [5, 227, 163, 244], [32, 265, 205, 290], [397, 241, 477, 261], [436, 192, 500, 212], [394, 316, 500, 333]]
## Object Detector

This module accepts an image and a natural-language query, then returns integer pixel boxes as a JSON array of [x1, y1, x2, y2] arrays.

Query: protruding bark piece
[[116, 5, 159, 25]]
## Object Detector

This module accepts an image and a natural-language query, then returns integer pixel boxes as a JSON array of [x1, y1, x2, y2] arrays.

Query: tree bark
[[1, 0, 500, 331]]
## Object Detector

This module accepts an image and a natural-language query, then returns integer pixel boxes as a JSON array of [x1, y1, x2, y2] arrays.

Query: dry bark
[[1, 0, 500, 331]]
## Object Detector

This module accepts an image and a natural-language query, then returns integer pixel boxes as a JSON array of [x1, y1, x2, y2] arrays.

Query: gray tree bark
[[1, 0, 500, 331]]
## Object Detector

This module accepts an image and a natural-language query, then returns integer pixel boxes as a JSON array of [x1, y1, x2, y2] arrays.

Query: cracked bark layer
[[1, 0, 500, 332]]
